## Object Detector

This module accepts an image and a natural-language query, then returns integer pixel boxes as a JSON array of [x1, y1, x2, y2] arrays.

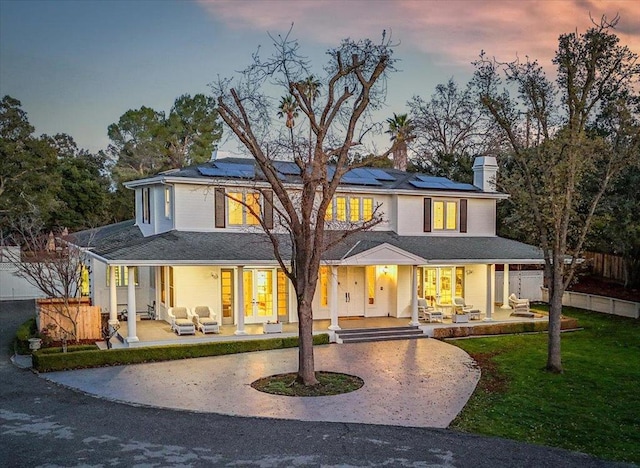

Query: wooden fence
[[584, 251, 625, 283], [37, 298, 102, 341]]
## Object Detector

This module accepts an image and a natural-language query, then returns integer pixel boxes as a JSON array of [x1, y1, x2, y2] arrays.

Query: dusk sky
[[1, 0, 639, 154]]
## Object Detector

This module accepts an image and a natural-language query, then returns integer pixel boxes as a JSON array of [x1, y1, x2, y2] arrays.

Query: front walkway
[[41, 339, 480, 428]]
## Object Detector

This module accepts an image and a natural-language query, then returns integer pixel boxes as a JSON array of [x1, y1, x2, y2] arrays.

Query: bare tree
[[473, 16, 640, 373], [213, 30, 398, 385], [5, 214, 90, 344], [408, 78, 502, 181]]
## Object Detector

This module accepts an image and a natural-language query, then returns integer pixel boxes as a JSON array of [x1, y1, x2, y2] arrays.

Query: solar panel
[[415, 175, 451, 183], [341, 176, 383, 186], [197, 163, 255, 179], [274, 161, 302, 175], [409, 180, 478, 191], [364, 168, 396, 181], [345, 167, 396, 182]]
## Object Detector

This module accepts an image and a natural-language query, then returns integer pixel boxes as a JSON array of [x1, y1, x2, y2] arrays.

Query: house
[[71, 155, 544, 344]]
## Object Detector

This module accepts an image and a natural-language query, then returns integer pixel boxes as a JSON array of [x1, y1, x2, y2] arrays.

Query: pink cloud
[[198, 0, 640, 68]]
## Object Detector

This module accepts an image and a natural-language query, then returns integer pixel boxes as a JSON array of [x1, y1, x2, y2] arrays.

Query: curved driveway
[[43, 338, 479, 428]]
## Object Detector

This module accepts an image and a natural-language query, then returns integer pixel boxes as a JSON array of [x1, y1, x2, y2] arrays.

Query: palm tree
[[386, 113, 414, 171], [277, 95, 299, 129]]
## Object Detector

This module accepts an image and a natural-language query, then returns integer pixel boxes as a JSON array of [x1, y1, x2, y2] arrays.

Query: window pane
[[324, 200, 333, 221], [320, 266, 328, 307], [349, 198, 360, 222], [164, 187, 171, 218], [228, 193, 243, 225], [246, 193, 261, 225], [455, 267, 464, 297], [221, 269, 234, 319], [160, 267, 166, 304], [169, 267, 175, 307], [433, 201, 444, 230], [446, 202, 457, 230], [277, 269, 288, 317], [363, 198, 373, 221], [336, 197, 347, 221], [366, 266, 375, 305]]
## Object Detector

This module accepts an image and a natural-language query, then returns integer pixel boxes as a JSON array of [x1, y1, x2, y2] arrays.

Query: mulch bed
[[569, 276, 640, 302]]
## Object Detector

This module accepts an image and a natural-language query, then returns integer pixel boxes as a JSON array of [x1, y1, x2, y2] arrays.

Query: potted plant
[[263, 320, 283, 334], [452, 311, 470, 323]]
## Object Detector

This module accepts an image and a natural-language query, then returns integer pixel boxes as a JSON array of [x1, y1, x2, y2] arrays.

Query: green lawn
[[450, 307, 640, 464]]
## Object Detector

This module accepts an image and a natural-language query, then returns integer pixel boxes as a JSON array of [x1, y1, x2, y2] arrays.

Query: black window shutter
[[215, 188, 226, 228], [423, 198, 432, 232], [460, 199, 468, 233], [264, 190, 274, 229]]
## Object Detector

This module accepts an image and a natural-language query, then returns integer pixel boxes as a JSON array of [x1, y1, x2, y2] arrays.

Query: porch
[[108, 307, 548, 348]]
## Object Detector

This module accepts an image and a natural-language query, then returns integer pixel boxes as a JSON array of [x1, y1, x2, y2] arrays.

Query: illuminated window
[[336, 197, 347, 221], [349, 198, 360, 222], [277, 269, 288, 317], [433, 200, 457, 231], [168, 267, 175, 307], [80, 265, 90, 297], [366, 266, 375, 305], [324, 200, 333, 221], [228, 191, 262, 226], [221, 269, 234, 320], [107, 266, 138, 287], [160, 267, 166, 304], [363, 198, 373, 221], [326, 196, 375, 223], [319, 266, 329, 307], [420, 267, 464, 305]]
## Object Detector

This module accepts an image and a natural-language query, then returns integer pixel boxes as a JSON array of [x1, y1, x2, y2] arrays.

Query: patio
[[109, 307, 547, 348]]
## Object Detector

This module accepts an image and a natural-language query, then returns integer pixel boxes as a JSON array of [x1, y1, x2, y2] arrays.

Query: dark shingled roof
[[73, 222, 543, 264]]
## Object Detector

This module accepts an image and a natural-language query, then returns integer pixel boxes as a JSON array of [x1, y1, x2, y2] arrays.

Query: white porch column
[[328, 266, 340, 331], [108, 265, 119, 326], [235, 266, 247, 335], [484, 264, 495, 321], [501, 263, 511, 309], [126, 266, 139, 343], [409, 265, 419, 326]]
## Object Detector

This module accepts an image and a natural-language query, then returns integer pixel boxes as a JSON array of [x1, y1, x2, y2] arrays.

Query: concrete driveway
[[42, 338, 480, 428]]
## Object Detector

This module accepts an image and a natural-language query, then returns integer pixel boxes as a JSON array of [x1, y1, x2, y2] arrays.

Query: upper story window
[[164, 186, 172, 219], [142, 187, 151, 224], [424, 198, 467, 233], [215, 188, 273, 229], [325, 195, 374, 223]]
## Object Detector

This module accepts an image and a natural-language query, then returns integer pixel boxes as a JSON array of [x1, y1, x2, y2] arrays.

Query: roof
[[72, 222, 544, 265], [126, 157, 491, 195]]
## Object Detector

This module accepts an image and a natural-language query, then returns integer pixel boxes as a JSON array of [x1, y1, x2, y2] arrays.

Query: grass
[[252, 371, 364, 397], [450, 306, 640, 464]]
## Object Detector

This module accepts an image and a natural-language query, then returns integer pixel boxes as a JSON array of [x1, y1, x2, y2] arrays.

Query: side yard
[[450, 306, 639, 464]]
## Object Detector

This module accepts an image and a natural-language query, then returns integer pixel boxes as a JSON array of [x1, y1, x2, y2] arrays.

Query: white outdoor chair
[[508, 293, 530, 314], [418, 298, 443, 323], [453, 297, 482, 320], [192, 306, 220, 334], [168, 307, 196, 335]]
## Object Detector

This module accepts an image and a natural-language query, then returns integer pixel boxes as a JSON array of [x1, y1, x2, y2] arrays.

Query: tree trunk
[[546, 255, 564, 373], [296, 292, 318, 385]]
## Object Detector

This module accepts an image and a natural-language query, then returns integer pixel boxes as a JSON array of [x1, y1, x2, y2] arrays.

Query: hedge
[[32, 333, 330, 373], [14, 318, 37, 355]]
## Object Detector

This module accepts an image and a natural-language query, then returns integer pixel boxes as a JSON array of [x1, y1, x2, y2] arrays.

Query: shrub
[[32, 333, 330, 372], [14, 318, 38, 354]]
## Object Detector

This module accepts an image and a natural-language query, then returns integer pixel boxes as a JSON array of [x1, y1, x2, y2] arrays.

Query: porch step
[[335, 326, 426, 344]]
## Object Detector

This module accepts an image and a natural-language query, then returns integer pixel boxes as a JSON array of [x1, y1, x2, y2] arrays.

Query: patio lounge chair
[[453, 297, 482, 320], [418, 298, 443, 323], [192, 306, 220, 334], [168, 307, 196, 335], [508, 293, 531, 315]]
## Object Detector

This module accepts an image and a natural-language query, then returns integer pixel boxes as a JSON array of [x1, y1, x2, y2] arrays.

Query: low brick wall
[[433, 316, 579, 339]]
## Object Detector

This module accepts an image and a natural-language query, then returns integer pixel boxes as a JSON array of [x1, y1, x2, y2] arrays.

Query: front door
[[243, 269, 277, 324], [338, 267, 365, 316]]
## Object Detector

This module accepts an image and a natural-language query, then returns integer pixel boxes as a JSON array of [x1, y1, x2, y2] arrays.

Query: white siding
[[466, 198, 496, 236], [172, 266, 220, 313], [395, 195, 424, 235], [91, 261, 153, 314], [174, 185, 215, 231]]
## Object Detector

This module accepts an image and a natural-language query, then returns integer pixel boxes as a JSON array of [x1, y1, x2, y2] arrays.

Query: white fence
[[541, 288, 639, 319], [0, 263, 48, 301], [495, 270, 544, 302]]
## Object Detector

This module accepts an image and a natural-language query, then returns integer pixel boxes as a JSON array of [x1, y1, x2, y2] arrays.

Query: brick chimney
[[473, 156, 498, 192]]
